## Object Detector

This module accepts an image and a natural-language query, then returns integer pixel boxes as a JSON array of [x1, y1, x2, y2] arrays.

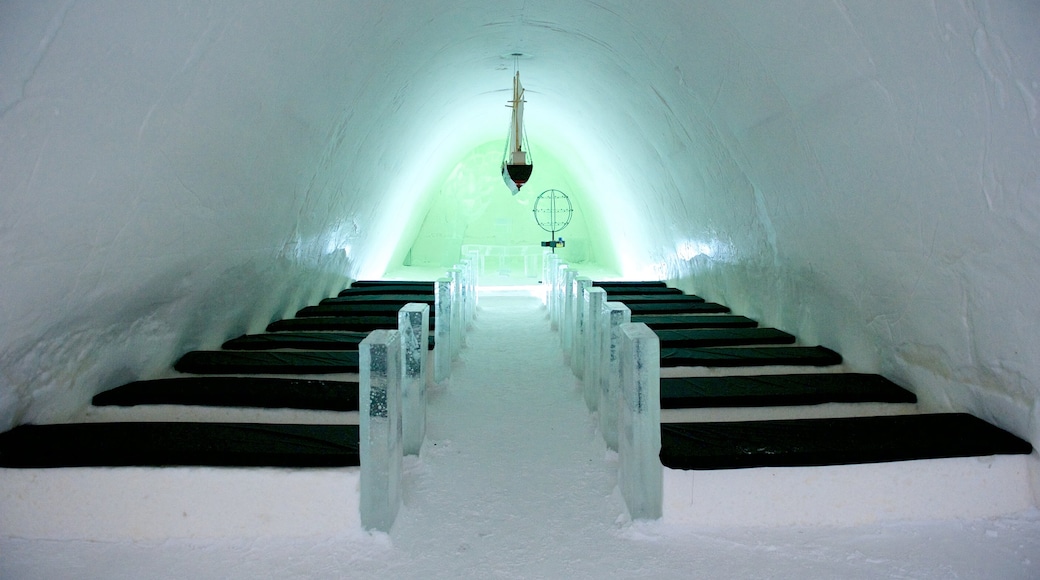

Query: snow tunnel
[[1, 0, 1039, 501]]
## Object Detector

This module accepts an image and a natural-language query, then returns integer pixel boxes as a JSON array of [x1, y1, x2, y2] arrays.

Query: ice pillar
[[543, 252, 559, 307], [618, 322, 662, 521], [466, 249, 480, 320], [449, 267, 463, 355], [360, 329, 403, 532], [551, 262, 569, 331], [582, 286, 607, 410], [571, 276, 592, 375], [434, 277, 452, 382], [561, 268, 578, 356], [398, 303, 429, 456], [599, 301, 631, 451]]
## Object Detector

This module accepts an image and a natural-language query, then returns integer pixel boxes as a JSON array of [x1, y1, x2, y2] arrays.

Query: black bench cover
[[632, 315, 758, 329], [297, 304, 438, 318], [349, 280, 434, 287], [660, 346, 842, 368], [660, 373, 916, 409], [223, 331, 435, 351], [0, 422, 360, 468], [654, 328, 795, 348], [660, 414, 1032, 470], [625, 302, 730, 314], [604, 294, 705, 304], [93, 376, 359, 411], [321, 294, 435, 305], [337, 286, 435, 296], [267, 316, 399, 332], [175, 351, 360, 374]]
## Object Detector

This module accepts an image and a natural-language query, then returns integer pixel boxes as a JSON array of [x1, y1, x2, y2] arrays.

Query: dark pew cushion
[[0, 422, 360, 468], [625, 302, 730, 314], [605, 294, 705, 304], [632, 315, 758, 329], [175, 351, 360, 374], [660, 346, 842, 368], [338, 286, 435, 296], [93, 377, 359, 412], [321, 294, 435, 305], [297, 304, 437, 318], [660, 414, 1032, 470], [654, 328, 795, 348], [349, 280, 434, 287], [660, 373, 916, 409], [267, 316, 399, 332], [223, 331, 435, 351]]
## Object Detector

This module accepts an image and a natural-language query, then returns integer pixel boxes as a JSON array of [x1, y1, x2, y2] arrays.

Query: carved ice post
[[600, 302, 631, 451], [434, 277, 452, 382], [571, 276, 592, 375], [583, 286, 607, 410], [619, 322, 662, 520], [399, 303, 429, 456], [466, 250, 480, 319], [561, 268, 578, 355], [360, 329, 402, 531], [449, 267, 463, 355]]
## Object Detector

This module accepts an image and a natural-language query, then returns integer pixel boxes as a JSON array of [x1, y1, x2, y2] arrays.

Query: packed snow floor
[[3, 292, 1040, 579]]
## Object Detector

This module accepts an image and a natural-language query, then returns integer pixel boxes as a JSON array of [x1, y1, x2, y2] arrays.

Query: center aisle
[[385, 292, 629, 577]]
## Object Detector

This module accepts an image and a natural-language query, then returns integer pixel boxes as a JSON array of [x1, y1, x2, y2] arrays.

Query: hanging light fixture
[[501, 55, 532, 194]]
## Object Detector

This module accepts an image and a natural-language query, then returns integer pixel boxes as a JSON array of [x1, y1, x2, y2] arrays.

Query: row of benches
[[0, 268, 479, 538], [543, 256, 1034, 525]]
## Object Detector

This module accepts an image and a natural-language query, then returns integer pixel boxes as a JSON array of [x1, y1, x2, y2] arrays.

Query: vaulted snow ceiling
[[1, 2, 1039, 457]]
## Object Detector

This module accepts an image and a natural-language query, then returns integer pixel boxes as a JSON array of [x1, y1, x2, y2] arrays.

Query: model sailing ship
[[502, 70, 533, 194]]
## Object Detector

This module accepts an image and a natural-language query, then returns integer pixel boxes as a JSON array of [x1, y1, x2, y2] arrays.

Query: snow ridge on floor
[[3, 294, 1040, 578]]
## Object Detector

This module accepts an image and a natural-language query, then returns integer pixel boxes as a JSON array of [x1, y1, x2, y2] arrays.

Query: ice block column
[[460, 257, 475, 328], [551, 262, 568, 331], [582, 286, 607, 410], [561, 268, 578, 355], [571, 276, 592, 375], [618, 322, 662, 521], [434, 277, 452, 383], [466, 249, 480, 318], [360, 329, 403, 532], [398, 303, 429, 456], [599, 301, 631, 451], [543, 252, 559, 307], [449, 267, 463, 355]]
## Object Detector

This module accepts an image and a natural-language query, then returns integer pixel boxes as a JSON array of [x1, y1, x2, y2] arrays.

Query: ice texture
[[582, 287, 607, 411], [398, 303, 429, 456], [434, 277, 453, 383], [570, 276, 592, 376], [598, 301, 631, 451], [449, 268, 463, 356], [618, 322, 662, 520], [359, 329, 403, 532], [561, 268, 578, 356]]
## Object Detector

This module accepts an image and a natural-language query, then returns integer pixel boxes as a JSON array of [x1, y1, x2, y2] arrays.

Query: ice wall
[[1, 0, 1039, 474]]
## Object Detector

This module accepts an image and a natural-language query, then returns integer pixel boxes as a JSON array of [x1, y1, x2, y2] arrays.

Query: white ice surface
[[3, 294, 1039, 579]]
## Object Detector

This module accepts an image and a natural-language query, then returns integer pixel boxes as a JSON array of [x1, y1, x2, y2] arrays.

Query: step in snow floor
[[0, 423, 361, 540]]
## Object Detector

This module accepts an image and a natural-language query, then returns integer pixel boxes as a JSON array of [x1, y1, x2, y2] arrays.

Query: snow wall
[[1, 1, 1039, 492]]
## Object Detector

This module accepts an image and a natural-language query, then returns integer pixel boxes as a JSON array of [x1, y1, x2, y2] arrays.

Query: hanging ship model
[[502, 70, 532, 195]]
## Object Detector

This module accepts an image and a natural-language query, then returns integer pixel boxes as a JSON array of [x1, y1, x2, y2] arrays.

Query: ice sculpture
[[599, 301, 631, 451], [561, 268, 578, 355], [434, 277, 452, 382], [398, 303, 429, 456], [571, 276, 592, 375], [360, 329, 403, 531], [449, 267, 463, 355], [618, 322, 662, 520], [582, 286, 607, 410]]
